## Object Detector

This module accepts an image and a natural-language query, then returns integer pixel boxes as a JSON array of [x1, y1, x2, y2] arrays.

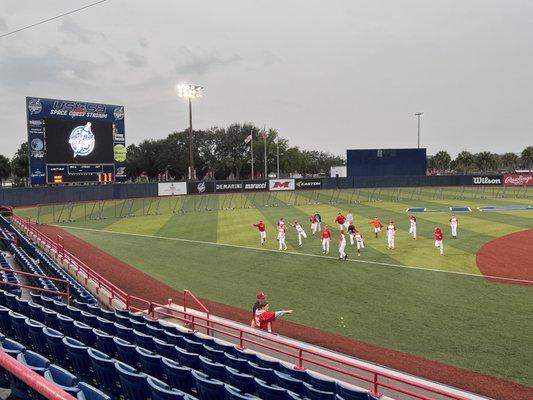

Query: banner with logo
[[295, 179, 322, 190], [503, 174, 533, 186], [215, 181, 243, 192], [187, 181, 215, 194], [269, 179, 295, 191], [243, 180, 268, 191], [471, 175, 502, 186], [158, 182, 187, 196]]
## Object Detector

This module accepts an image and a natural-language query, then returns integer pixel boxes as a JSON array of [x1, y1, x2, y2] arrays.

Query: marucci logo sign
[[269, 179, 295, 191], [295, 179, 322, 189], [243, 180, 268, 191], [471, 176, 502, 186]]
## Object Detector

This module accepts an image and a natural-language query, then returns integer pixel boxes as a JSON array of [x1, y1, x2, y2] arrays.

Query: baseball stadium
[[1, 2, 532, 400]]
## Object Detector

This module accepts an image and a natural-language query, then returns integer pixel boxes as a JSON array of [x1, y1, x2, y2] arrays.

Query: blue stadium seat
[[87, 347, 122, 398], [306, 371, 337, 393], [67, 305, 83, 321], [255, 353, 281, 371], [74, 320, 97, 348], [303, 382, 337, 400], [16, 350, 50, 375], [175, 345, 201, 370], [62, 336, 93, 381], [29, 291, 43, 305], [16, 297, 31, 316], [93, 328, 116, 357], [98, 308, 116, 322], [81, 310, 99, 328], [86, 303, 101, 317], [336, 382, 376, 400], [199, 355, 227, 382], [44, 364, 80, 396], [114, 313, 131, 327], [164, 329, 186, 348], [142, 314, 159, 327], [249, 362, 275, 385], [224, 385, 260, 400], [136, 346, 166, 380], [182, 336, 205, 355], [114, 322, 136, 343], [129, 318, 148, 333], [28, 301, 45, 323], [97, 316, 116, 335], [43, 327, 68, 367], [254, 378, 287, 400], [0, 305, 13, 334], [147, 376, 190, 400], [162, 357, 195, 395], [234, 349, 259, 364], [73, 299, 89, 311], [202, 345, 225, 364], [114, 308, 130, 317], [225, 366, 256, 396], [42, 307, 60, 330], [25, 319, 47, 354], [133, 329, 156, 351], [147, 323, 166, 340], [128, 311, 144, 322], [273, 370, 304, 396], [154, 337, 179, 359], [113, 336, 141, 369], [77, 381, 112, 400], [115, 361, 151, 400], [53, 300, 69, 315], [191, 369, 225, 400], [9, 310, 29, 343], [5, 291, 20, 312], [57, 313, 78, 339], [224, 353, 250, 374], [41, 296, 56, 310], [279, 364, 308, 381]]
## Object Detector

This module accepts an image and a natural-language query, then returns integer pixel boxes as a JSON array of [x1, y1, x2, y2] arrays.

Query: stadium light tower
[[177, 84, 204, 180], [415, 112, 424, 149]]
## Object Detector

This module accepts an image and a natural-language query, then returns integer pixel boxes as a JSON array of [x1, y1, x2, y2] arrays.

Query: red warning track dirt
[[33, 223, 532, 400], [476, 229, 533, 286]]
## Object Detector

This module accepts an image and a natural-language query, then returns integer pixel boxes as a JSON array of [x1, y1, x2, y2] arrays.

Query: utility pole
[[415, 112, 424, 149]]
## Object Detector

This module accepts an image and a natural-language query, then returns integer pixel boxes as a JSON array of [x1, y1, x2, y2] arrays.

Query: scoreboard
[[26, 97, 127, 185]]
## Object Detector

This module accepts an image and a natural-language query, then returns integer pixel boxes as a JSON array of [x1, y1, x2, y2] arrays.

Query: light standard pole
[[415, 112, 424, 149], [177, 84, 204, 180]]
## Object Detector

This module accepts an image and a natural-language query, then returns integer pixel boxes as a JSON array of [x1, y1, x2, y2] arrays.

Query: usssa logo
[[269, 179, 295, 191]]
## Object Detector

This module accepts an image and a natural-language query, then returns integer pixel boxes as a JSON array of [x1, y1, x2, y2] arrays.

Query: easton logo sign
[[295, 179, 322, 189], [472, 176, 502, 186], [269, 179, 295, 191]]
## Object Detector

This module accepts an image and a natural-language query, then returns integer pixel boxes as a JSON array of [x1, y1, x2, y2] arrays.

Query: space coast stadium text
[[49, 101, 108, 119]]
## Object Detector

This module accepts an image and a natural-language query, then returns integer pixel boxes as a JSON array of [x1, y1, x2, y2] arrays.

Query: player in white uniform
[[387, 221, 397, 249], [338, 230, 347, 260], [277, 226, 287, 251], [354, 230, 365, 256], [449, 214, 458, 238], [345, 210, 354, 229], [291, 220, 307, 246], [310, 215, 318, 235], [408, 215, 417, 240]]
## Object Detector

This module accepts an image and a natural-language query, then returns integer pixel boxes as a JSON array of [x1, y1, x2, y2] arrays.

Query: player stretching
[[434, 227, 444, 255], [310, 214, 318, 235], [253, 220, 266, 246], [369, 216, 384, 238], [345, 210, 354, 229], [386, 220, 397, 249], [449, 214, 458, 238], [354, 229, 365, 256], [347, 221, 356, 245], [291, 220, 307, 246], [277, 217, 286, 230], [408, 214, 417, 240], [339, 229, 347, 260], [335, 212, 346, 231], [277, 225, 287, 251], [314, 211, 322, 231], [321, 225, 331, 254]]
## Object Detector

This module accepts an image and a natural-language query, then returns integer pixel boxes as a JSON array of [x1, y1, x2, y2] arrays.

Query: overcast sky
[[0, 0, 531, 159]]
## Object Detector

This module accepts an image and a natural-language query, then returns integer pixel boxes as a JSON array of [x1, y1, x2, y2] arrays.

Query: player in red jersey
[[254, 302, 293, 332], [335, 212, 346, 230], [434, 227, 444, 255], [369, 217, 384, 238], [310, 214, 318, 235], [321, 225, 332, 254], [253, 220, 266, 246]]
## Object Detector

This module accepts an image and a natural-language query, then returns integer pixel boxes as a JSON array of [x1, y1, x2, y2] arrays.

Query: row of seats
[[0, 290, 376, 400], [0, 250, 21, 297]]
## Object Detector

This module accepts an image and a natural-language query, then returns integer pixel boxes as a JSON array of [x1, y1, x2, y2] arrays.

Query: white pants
[[409, 225, 416, 239], [344, 221, 351, 230], [374, 227, 381, 233], [349, 234, 355, 245], [387, 235, 395, 249], [322, 238, 330, 253], [278, 236, 287, 250], [356, 239, 365, 250], [339, 224, 344, 231], [435, 240, 444, 254], [259, 231, 266, 243], [311, 223, 318, 234], [317, 221, 322, 231], [297, 230, 307, 245], [451, 224, 457, 237], [339, 242, 346, 258]]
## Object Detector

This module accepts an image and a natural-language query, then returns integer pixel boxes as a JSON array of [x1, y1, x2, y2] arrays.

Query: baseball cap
[[256, 291, 266, 300]]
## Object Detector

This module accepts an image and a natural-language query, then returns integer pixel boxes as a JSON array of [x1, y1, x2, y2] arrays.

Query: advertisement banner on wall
[[215, 181, 243, 192], [187, 181, 215, 194], [471, 175, 502, 186], [269, 179, 295, 191], [295, 179, 322, 190], [243, 180, 268, 191], [158, 182, 187, 196], [503, 174, 533, 186]]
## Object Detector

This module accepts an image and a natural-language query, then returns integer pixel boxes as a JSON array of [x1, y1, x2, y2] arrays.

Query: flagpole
[[251, 133, 254, 180], [263, 125, 267, 178], [276, 135, 280, 178]]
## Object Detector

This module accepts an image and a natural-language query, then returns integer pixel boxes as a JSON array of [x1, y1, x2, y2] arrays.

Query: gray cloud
[[59, 19, 103, 44], [175, 48, 241, 75], [122, 51, 148, 68], [0, 17, 7, 32], [138, 37, 149, 48]]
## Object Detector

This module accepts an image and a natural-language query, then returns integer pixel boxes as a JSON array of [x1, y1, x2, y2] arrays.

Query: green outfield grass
[[16, 189, 533, 386]]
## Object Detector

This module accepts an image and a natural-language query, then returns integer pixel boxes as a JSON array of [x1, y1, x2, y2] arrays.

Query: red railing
[[11, 215, 470, 400]]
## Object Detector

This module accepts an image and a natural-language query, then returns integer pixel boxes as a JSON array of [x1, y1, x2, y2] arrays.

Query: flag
[[244, 134, 252, 144]]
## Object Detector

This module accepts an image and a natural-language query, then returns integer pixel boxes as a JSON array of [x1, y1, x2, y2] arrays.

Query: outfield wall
[[0, 174, 511, 207]]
